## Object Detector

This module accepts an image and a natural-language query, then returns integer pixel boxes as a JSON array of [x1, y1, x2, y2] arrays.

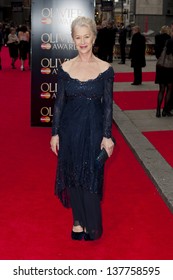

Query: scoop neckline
[[60, 65, 112, 83]]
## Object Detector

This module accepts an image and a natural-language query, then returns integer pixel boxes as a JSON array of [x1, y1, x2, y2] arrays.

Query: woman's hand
[[101, 137, 115, 157], [50, 135, 59, 156]]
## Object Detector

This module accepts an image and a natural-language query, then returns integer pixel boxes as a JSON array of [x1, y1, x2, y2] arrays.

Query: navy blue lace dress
[[52, 65, 114, 239]]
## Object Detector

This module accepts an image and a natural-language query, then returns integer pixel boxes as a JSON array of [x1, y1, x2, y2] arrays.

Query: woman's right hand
[[50, 135, 59, 156]]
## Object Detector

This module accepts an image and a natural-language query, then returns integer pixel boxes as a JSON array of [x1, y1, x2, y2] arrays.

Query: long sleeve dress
[[52, 65, 114, 239]]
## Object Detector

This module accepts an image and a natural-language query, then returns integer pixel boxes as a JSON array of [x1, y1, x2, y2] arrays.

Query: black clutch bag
[[95, 137, 116, 168]]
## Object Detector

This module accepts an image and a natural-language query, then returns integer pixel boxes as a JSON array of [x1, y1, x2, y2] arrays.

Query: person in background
[[7, 27, 19, 69], [106, 21, 117, 63], [50, 16, 115, 241], [3, 24, 10, 46], [154, 25, 171, 117], [95, 20, 109, 61], [27, 27, 31, 69], [95, 20, 116, 63], [164, 30, 173, 115], [129, 25, 146, 85], [0, 23, 3, 70], [126, 23, 132, 40], [154, 25, 171, 59], [118, 22, 127, 64], [18, 25, 30, 71]]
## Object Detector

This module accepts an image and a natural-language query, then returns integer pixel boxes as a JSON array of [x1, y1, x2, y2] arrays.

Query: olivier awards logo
[[40, 33, 75, 51], [40, 105, 52, 123], [40, 58, 61, 75], [40, 58, 70, 75], [40, 82, 57, 99], [41, 7, 84, 25]]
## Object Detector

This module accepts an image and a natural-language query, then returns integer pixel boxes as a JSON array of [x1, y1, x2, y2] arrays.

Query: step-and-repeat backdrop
[[31, 0, 94, 126]]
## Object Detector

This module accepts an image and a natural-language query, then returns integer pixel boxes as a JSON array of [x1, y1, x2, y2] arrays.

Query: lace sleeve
[[52, 72, 66, 136], [103, 67, 114, 138]]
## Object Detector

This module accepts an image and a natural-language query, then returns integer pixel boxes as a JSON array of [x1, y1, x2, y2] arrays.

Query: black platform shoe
[[71, 231, 84, 240], [84, 232, 94, 241]]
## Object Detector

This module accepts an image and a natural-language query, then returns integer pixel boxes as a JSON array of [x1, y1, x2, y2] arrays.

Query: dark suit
[[95, 26, 116, 62], [95, 27, 109, 61], [129, 32, 146, 84], [107, 27, 117, 63], [118, 26, 127, 63]]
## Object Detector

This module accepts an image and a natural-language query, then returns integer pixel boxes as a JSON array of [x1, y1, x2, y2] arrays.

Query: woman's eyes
[[75, 36, 90, 39]]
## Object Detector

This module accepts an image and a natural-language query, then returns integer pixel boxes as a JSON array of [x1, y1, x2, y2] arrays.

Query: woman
[[155, 26, 172, 117], [7, 27, 19, 69], [18, 25, 30, 71], [129, 25, 146, 85], [50, 16, 115, 241]]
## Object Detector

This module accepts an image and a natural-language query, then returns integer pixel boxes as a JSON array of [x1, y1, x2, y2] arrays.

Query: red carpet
[[114, 72, 155, 82], [114, 90, 159, 110], [0, 47, 173, 260], [143, 131, 173, 168]]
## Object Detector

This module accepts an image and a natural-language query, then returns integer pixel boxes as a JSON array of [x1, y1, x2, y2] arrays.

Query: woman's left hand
[[101, 137, 115, 157]]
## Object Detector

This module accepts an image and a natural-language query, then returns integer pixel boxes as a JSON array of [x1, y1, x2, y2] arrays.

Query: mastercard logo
[[40, 116, 51, 123], [41, 18, 52, 24], [40, 92, 51, 99], [41, 68, 51, 74], [41, 43, 51, 50]]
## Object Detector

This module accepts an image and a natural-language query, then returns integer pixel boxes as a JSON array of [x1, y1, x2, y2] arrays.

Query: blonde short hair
[[132, 25, 140, 33], [71, 16, 97, 38], [160, 25, 170, 35]]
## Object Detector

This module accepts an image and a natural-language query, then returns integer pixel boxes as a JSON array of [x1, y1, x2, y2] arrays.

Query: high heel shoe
[[71, 231, 84, 240], [156, 109, 161, 118]]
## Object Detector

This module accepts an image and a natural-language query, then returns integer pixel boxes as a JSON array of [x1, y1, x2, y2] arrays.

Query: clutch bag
[[96, 137, 116, 168]]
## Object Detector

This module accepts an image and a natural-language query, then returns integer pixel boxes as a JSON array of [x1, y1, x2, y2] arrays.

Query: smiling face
[[73, 25, 95, 54]]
